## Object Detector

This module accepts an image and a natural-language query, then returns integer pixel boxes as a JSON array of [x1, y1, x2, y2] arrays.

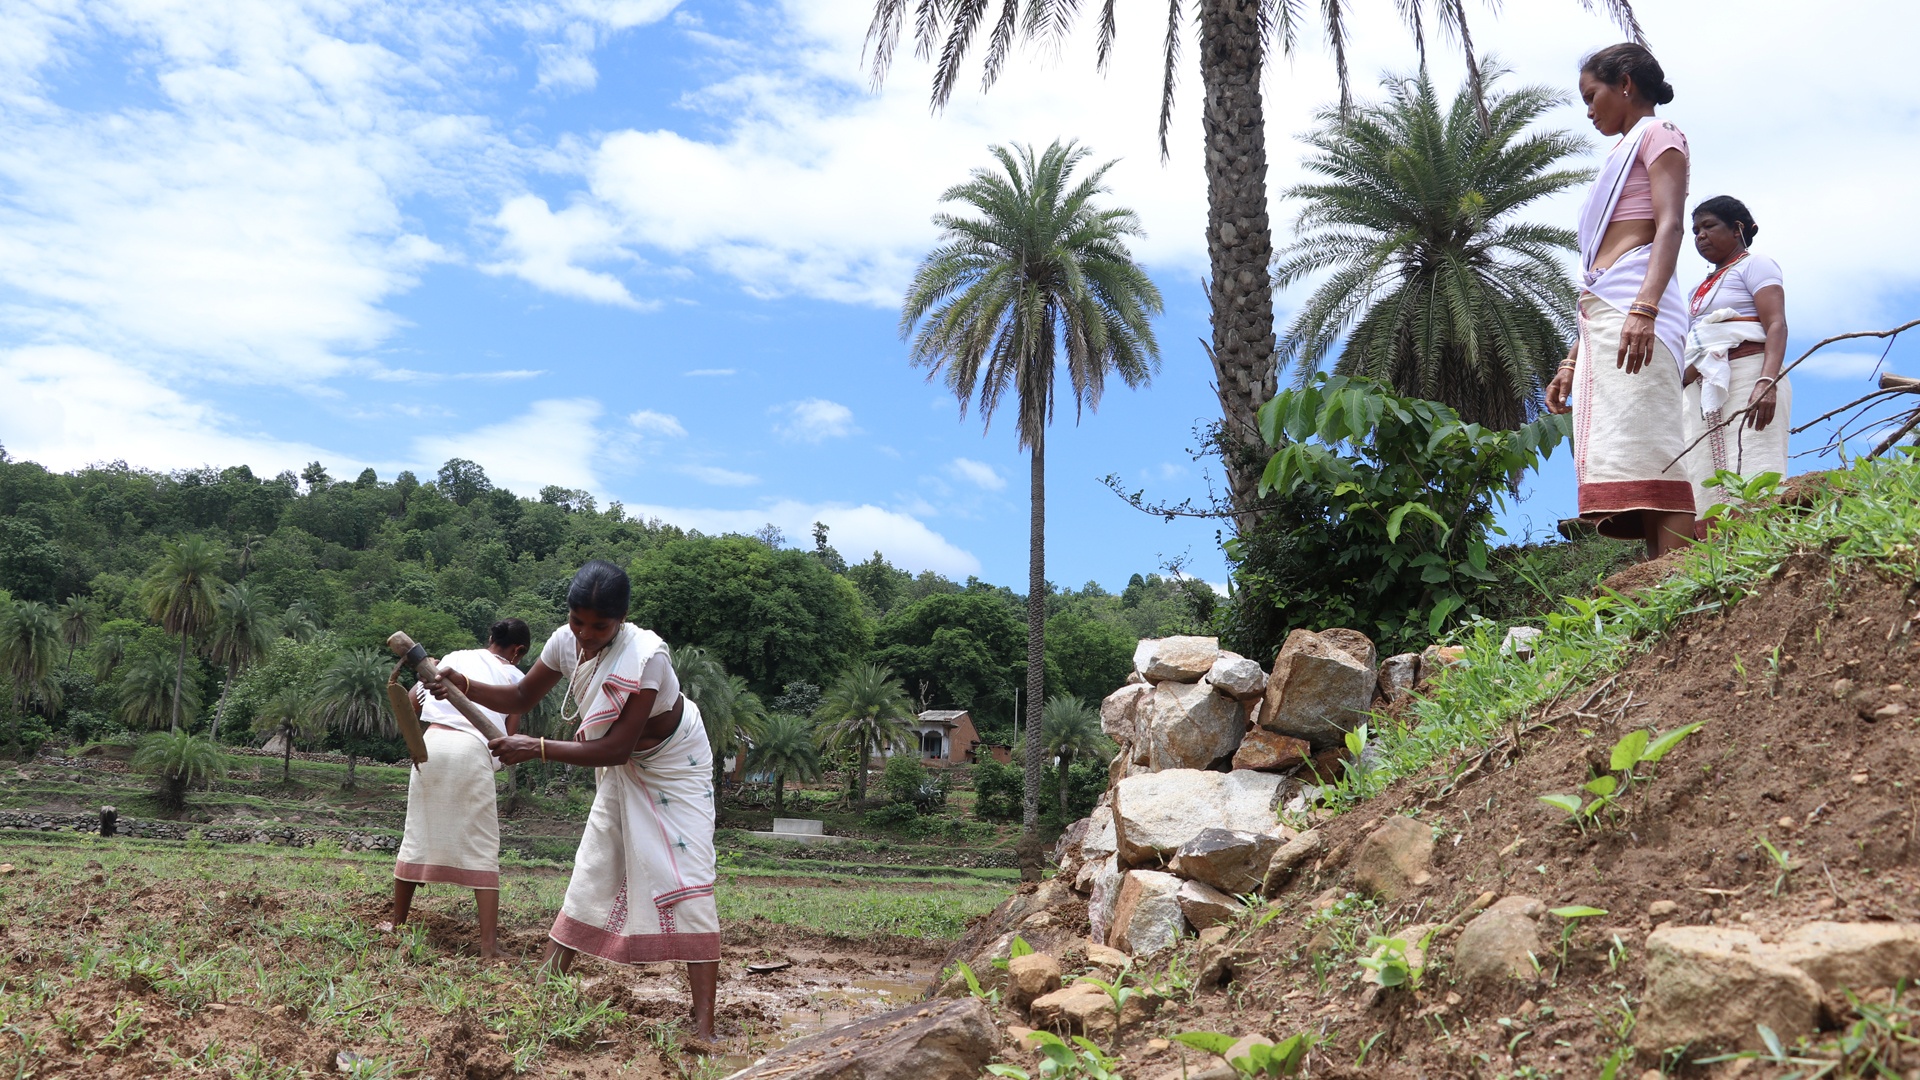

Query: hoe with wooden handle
[[386, 631, 509, 747]]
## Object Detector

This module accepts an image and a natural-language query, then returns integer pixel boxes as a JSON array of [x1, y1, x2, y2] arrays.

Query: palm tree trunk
[[209, 661, 236, 743], [346, 748, 357, 789], [171, 634, 189, 733], [1022, 432, 1046, 830], [282, 727, 293, 783], [855, 735, 868, 803], [774, 774, 785, 815], [1199, 0, 1280, 526]]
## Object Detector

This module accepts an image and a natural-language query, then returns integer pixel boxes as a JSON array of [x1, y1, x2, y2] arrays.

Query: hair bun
[[1650, 81, 1676, 105]]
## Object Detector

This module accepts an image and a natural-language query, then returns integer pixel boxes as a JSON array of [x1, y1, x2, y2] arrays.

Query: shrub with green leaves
[[132, 730, 226, 809], [1224, 374, 1568, 659]]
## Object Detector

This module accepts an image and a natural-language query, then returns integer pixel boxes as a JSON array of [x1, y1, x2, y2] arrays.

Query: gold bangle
[[540, 738, 547, 761]]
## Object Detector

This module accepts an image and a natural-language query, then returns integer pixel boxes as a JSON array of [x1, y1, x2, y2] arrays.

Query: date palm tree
[[747, 713, 825, 815], [867, 0, 1641, 517], [206, 583, 277, 743], [119, 650, 191, 731], [1274, 70, 1588, 429], [142, 536, 225, 732], [813, 662, 916, 803], [1041, 693, 1108, 820], [673, 643, 770, 790], [901, 140, 1160, 863], [254, 687, 321, 784], [133, 729, 226, 811], [57, 597, 97, 675], [311, 647, 394, 789], [0, 600, 61, 718]]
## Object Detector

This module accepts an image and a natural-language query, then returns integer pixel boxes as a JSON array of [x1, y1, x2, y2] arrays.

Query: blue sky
[[3, 1, 1918, 592]]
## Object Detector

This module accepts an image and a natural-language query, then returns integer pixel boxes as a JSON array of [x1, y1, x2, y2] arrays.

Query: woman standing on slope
[[1679, 195, 1791, 525], [1545, 43, 1696, 556], [426, 560, 719, 1042]]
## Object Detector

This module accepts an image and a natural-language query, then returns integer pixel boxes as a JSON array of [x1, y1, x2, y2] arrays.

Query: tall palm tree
[[1273, 71, 1588, 429], [311, 647, 394, 789], [1041, 693, 1108, 820], [812, 663, 916, 803], [255, 687, 319, 783], [231, 533, 268, 579], [282, 600, 323, 643], [205, 583, 277, 743], [94, 630, 130, 682], [900, 141, 1159, 852], [866, 0, 1642, 518], [0, 600, 62, 717], [747, 714, 825, 815], [672, 643, 770, 789], [57, 597, 97, 675], [119, 651, 190, 731], [142, 536, 224, 732]]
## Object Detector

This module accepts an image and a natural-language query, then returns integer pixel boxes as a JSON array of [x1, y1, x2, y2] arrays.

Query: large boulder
[[1259, 629, 1377, 748], [1110, 870, 1187, 957], [721, 997, 999, 1080], [1206, 656, 1267, 701], [1169, 827, 1283, 897], [1350, 816, 1433, 899], [1135, 637, 1220, 684], [1112, 770, 1287, 869], [1142, 682, 1246, 772], [1099, 684, 1153, 747], [1639, 926, 1824, 1055], [1230, 730, 1311, 773]]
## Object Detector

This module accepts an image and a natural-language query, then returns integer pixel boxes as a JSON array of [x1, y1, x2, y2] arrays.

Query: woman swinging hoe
[[425, 560, 719, 1041]]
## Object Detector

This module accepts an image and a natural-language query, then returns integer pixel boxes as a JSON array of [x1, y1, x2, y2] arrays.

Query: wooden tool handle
[[385, 631, 509, 744]]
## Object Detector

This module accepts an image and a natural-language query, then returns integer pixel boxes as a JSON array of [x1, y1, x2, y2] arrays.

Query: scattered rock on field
[[1260, 629, 1377, 748], [1230, 731, 1311, 773], [1639, 926, 1823, 1055], [1418, 645, 1466, 684], [1169, 827, 1283, 896], [1648, 899, 1679, 919], [722, 997, 1000, 1080], [1453, 904, 1544, 986], [1378, 653, 1420, 702], [1501, 626, 1544, 658], [1350, 816, 1434, 900], [1111, 870, 1187, 957], [1770, 922, 1920, 995], [1112, 770, 1286, 868], [1261, 829, 1325, 896]]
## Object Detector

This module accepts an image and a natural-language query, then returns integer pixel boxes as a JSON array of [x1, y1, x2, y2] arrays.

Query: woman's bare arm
[[1747, 283, 1789, 429], [489, 689, 680, 768], [1618, 149, 1688, 374], [435, 659, 562, 715]]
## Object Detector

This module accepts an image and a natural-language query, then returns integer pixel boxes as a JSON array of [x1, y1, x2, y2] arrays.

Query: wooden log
[[1878, 373, 1920, 391], [385, 632, 509, 744]]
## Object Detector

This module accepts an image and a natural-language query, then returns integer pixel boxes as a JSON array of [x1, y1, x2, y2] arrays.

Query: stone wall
[[0, 811, 400, 852]]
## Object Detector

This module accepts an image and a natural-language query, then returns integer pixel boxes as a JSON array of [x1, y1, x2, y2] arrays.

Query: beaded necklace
[[1690, 251, 1749, 318], [558, 628, 624, 729]]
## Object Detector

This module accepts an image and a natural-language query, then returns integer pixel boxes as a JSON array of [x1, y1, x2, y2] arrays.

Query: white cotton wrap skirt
[[394, 725, 500, 891], [549, 700, 721, 964], [1681, 356, 1792, 517], [1573, 294, 1698, 538]]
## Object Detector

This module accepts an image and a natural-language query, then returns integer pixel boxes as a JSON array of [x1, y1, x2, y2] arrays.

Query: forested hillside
[[0, 449, 1212, 758]]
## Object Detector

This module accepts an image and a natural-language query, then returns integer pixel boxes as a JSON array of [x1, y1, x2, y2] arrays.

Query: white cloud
[[484, 195, 648, 308], [683, 368, 736, 377], [412, 399, 609, 497], [1794, 351, 1893, 381], [628, 409, 688, 437], [948, 457, 1006, 491], [621, 498, 979, 576], [772, 397, 857, 442], [369, 367, 545, 383], [677, 464, 759, 486]]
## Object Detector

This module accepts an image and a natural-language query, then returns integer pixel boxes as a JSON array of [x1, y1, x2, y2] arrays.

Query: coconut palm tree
[[205, 583, 277, 743], [0, 600, 62, 718], [672, 643, 770, 789], [311, 647, 394, 789], [254, 687, 320, 783], [281, 600, 322, 644], [1041, 693, 1108, 820], [231, 533, 268, 579], [812, 663, 916, 803], [747, 713, 824, 815], [1273, 70, 1589, 429], [901, 140, 1159, 852], [57, 597, 97, 675], [119, 650, 190, 731], [866, 0, 1643, 516], [133, 729, 226, 810], [142, 536, 225, 732], [93, 629, 130, 682]]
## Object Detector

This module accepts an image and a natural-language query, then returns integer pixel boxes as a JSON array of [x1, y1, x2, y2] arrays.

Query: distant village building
[[878, 709, 982, 768]]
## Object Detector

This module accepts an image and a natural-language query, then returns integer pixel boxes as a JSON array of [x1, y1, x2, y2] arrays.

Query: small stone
[[1873, 704, 1905, 720], [1351, 817, 1434, 900], [1778, 816, 1796, 830], [1832, 678, 1855, 698], [1006, 953, 1062, 1010], [1501, 626, 1544, 658], [1516, 999, 1538, 1018], [1084, 943, 1131, 971], [1146, 1038, 1171, 1052], [1454, 907, 1544, 985], [1649, 900, 1680, 918], [1196, 924, 1231, 947], [1377, 653, 1421, 702], [1851, 772, 1871, 785]]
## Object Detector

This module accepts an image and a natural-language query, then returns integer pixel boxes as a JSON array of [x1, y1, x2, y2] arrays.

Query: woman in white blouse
[[1680, 195, 1790, 522]]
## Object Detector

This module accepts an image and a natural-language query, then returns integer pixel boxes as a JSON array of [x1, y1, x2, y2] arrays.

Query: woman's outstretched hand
[[1546, 367, 1575, 414], [489, 734, 543, 765], [1617, 312, 1658, 374]]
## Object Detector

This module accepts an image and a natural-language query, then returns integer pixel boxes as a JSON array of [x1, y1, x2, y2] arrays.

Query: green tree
[[0, 599, 61, 717], [746, 713, 823, 814], [1041, 694, 1108, 821], [812, 663, 915, 803], [1041, 612, 1135, 704], [672, 643, 769, 789], [141, 535, 225, 732], [629, 536, 872, 696], [1273, 70, 1589, 430], [311, 647, 394, 789], [868, 0, 1642, 518], [901, 140, 1161, 844], [871, 592, 1025, 730], [253, 688, 321, 783], [133, 730, 226, 810], [57, 597, 97, 674], [206, 583, 277, 742], [119, 650, 192, 731]]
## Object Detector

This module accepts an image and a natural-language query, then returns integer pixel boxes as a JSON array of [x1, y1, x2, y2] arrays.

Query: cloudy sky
[[2, 0, 1917, 589]]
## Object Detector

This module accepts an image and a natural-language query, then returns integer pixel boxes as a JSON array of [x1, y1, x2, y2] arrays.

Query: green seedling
[[987, 1031, 1122, 1080], [1174, 1031, 1316, 1078], [1548, 906, 1607, 981], [948, 961, 999, 1006], [1077, 974, 1144, 1053], [1700, 469, 1785, 522], [992, 935, 1035, 972], [1355, 935, 1414, 989], [1541, 722, 1703, 832], [1756, 834, 1803, 897]]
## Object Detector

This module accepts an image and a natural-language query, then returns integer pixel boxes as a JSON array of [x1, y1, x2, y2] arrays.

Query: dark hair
[[488, 617, 532, 650], [1694, 195, 1759, 245], [566, 560, 630, 619], [1581, 43, 1675, 106]]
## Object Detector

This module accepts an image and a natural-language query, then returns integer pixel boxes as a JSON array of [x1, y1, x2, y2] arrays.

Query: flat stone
[[1206, 656, 1267, 700], [1377, 653, 1421, 702], [1261, 829, 1325, 896], [1260, 629, 1377, 748], [1112, 770, 1286, 869], [1028, 983, 1112, 1035], [1351, 817, 1433, 900], [1639, 926, 1823, 1055], [1005, 953, 1062, 1010], [1099, 684, 1153, 747], [1501, 626, 1544, 658], [1770, 922, 1920, 995], [1230, 730, 1311, 773], [1136, 637, 1220, 684], [1142, 681, 1245, 772], [1084, 943, 1131, 972], [1176, 879, 1244, 931], [1453, 909, 1543, 986], [1169, 827, 1282, 897], [1110, 870, 1186, 958], [721, 996, 999, 1080], [1649, 900, 1680, 919]]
